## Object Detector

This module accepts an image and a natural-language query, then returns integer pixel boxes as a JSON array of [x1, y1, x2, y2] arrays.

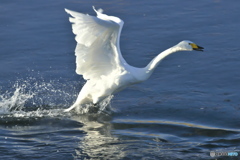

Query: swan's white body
[[64, 7, 203, 112]]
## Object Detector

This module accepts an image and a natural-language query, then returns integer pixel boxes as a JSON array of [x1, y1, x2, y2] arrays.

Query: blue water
[[0, 0, 240, 159]]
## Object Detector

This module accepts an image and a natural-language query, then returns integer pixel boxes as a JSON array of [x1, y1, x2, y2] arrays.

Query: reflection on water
[[0, 77, 239, 159], [68, 114, 240, 159], [0, 106, 239, 159], [71, 114, 126, 159]]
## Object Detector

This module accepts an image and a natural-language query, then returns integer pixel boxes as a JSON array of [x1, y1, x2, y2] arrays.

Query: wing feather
[[65, 8, 125, 80]]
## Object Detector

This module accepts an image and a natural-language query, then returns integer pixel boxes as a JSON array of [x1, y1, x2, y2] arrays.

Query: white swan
[[64, 7, 204, 112]]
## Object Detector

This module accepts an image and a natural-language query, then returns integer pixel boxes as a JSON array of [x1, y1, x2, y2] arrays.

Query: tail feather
[[64, 105, 76, 112]]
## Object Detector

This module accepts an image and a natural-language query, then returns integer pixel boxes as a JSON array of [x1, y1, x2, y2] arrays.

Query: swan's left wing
[[65, 8, 126, 81]]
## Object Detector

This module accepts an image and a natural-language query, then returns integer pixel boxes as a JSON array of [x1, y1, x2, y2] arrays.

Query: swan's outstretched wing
[[65, 8, 126, 80]]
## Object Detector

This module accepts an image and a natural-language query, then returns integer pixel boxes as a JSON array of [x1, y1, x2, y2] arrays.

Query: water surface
[[0, 0, 240, 159]]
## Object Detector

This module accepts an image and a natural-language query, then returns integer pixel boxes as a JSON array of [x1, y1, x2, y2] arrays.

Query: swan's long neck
[[138, 45, 181, 81]]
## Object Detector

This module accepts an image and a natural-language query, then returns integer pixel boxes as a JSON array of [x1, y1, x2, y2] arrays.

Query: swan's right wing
[[65, 8, 125, 81]]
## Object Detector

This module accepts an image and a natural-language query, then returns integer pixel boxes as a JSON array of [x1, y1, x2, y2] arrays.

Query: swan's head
[[177, 40, 204, 51]]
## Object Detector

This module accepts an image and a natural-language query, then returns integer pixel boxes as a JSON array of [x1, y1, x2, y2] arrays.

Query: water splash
[[0, 77, 113, 118], [0, 82, 34, 114], [0, 77, 77, 118]]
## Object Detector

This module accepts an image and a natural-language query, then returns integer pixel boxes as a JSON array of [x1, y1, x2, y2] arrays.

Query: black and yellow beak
[[190, 43, 204, 51]]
